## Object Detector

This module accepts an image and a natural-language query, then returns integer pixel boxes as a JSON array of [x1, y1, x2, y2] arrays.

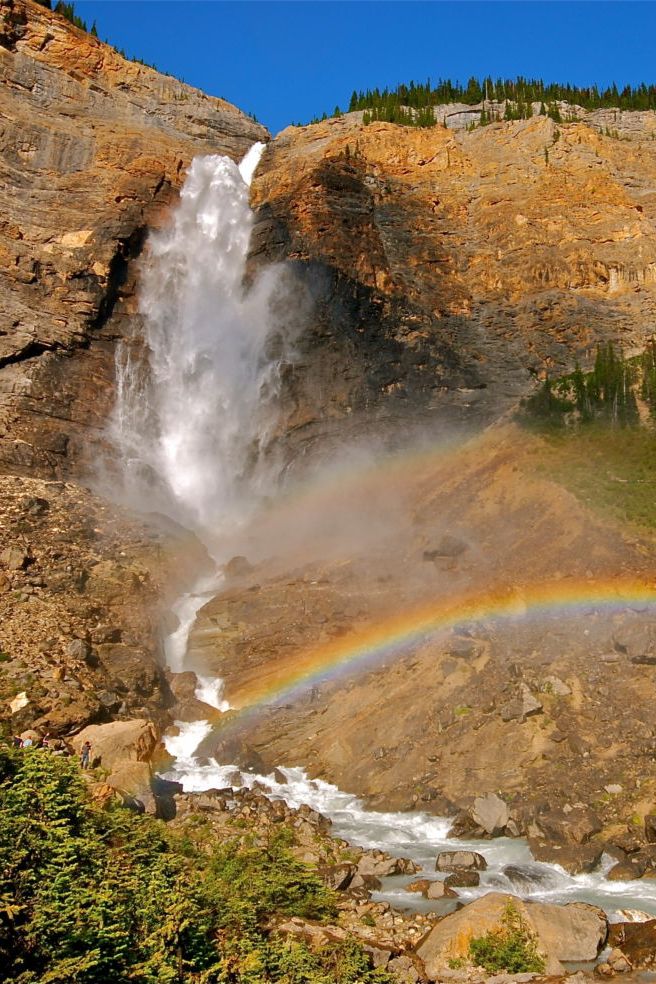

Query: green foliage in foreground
[[468, 902, 546, 975], [0, 747, 393, 983]]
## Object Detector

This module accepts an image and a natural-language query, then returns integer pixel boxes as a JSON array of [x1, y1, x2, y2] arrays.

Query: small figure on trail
[[38, 733, 50, 749], [11, 735, 22, 749], [80, 741, 92, 769], [21, 736, 33, 748]]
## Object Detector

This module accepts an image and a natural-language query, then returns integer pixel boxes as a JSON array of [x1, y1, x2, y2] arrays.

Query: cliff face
[[251, 112, 656, 452], [0, 0, 267, 477]]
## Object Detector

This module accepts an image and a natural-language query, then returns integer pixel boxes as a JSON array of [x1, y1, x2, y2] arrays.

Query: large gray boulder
[[416, 892, 607, 979]]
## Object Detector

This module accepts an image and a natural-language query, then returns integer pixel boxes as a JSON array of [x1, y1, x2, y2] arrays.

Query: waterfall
[[112, 142, 300, 546]]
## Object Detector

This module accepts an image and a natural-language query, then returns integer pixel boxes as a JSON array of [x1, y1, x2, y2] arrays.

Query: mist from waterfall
[[111, 142, 302, 550]]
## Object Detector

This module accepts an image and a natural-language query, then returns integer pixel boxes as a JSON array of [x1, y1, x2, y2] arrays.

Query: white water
[[162, 752, 656, 921], [115, 143, 656, 924], [112, 141, 302, 542]]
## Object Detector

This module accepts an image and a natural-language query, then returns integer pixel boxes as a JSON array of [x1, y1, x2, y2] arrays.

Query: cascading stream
[[113, 144, 656, 923], [112, 141, 298, 700]]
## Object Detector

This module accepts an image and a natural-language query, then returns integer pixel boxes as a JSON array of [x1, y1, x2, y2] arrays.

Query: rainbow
[[227, 577, 656, 715]]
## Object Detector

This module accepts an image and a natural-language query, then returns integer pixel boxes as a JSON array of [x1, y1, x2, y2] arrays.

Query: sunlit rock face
[[0, 0, 268, 477], [250, 113, 656, 453]]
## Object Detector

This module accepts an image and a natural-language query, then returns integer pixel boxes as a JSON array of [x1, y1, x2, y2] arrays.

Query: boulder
[[529, 840, 604, 875], [543, 675, 572, 696], [427, 879, 457, 899], [1, 546, 30, 570], [65, 638, 92, 663], [387, 954, 425, 983], [349, 872, 382, 891], [107, 761, 152, 797], [71, 719, 159, 770], [607, 857, 647, 881], [424, 534, 468, 560], [416, 892, 607, 979], [406, 878, 457, 899], [318, 863, 356, 891], [500, 684, 543, 723], [472, 792, 509, 835], [357, 849, 419, 877], [444, 870, 480, 888], [608, 921, 656, 968], [534, 806, 602, 845], [223, 555, 254, 578], [436, 850, 487, 872]]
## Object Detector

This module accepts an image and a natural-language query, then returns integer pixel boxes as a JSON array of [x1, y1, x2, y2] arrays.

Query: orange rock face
[[0, 0, 268, 476], [251, 113, 656, 446]]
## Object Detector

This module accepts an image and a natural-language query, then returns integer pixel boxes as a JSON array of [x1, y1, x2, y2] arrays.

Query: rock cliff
[[251, 112, 656, 454], [0, 0, 267, 477]]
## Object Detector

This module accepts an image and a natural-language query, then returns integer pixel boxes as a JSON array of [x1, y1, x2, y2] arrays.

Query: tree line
[[520, 341, 656, 429], [349, 76, 656, 118]]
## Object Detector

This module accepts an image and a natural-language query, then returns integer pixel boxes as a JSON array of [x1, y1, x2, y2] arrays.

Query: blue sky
[[75, 1, 656, 135]]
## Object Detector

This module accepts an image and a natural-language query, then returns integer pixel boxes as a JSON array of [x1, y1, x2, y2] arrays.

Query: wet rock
[[447, 809, 483, 838], [607, 858, 648, 880], [500, 684, 543, 723], [444, 870, 480, 888], [406, 878, 457, 900], [436, 850, 487, 872], [472, 792, 509, 836], [608, 920, 656, 968], [529, 841, 604, 875]]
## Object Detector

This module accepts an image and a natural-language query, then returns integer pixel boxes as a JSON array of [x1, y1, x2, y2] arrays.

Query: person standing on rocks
[[80, 741, 92, 769]]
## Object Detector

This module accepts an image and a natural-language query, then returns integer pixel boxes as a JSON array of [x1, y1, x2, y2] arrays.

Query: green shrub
[[0, 746, 392, 982], [468, 901, 546, 974]]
